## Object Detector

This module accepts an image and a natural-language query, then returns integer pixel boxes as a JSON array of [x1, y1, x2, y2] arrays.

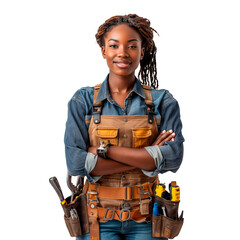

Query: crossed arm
[[89, 130, 175, 176]]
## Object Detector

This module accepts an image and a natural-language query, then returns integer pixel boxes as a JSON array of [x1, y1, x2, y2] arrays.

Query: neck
[[108, 72, 135, 93]]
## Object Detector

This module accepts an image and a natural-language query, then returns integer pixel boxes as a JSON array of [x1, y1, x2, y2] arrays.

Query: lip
[[113, 60, 132, 68]]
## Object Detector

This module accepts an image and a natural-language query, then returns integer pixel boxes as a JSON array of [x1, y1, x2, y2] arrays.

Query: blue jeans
[[76, 220, 167, 240]]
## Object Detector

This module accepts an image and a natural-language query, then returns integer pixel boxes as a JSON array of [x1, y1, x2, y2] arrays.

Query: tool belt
[[88, 181, 154, 201], [87, 180, 156, 240], [50, 174, 184, 239], [152, 194, 184, 239]]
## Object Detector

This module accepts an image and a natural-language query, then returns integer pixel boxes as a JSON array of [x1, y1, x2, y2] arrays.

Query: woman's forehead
[[104, 24, 142, 41]]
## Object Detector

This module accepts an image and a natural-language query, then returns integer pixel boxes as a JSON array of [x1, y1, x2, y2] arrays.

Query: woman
[[64, 14, 184, 240]]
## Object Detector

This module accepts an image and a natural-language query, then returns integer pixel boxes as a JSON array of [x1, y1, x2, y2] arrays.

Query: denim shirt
[[64, 75, 184, 183]]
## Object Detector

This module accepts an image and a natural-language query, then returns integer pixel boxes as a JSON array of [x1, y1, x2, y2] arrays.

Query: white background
[[0, 0, 239, 239]]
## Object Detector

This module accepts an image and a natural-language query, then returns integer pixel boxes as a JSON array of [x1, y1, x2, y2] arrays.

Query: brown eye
[[109, 45, 118, 48]]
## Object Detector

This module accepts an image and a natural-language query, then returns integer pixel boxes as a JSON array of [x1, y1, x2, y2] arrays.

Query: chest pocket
[[132, 128, 152, 148], [96, 128, 119, 146]]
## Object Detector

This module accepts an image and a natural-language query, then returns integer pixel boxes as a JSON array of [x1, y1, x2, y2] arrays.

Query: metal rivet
[[123, 134, 127, 138], [124, 118, 128, 122], [94, 120, 99, 123], [90, 204, 95, 209], [90, 212, 94, 215]]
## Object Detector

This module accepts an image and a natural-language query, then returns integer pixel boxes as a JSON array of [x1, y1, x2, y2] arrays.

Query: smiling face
[[101, 24, 144, 79]]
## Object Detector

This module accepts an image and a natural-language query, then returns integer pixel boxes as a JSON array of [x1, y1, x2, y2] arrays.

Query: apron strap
[[92, 84, 102, 124], [142, 85, 155, 124], [92, 83, 155, 124]]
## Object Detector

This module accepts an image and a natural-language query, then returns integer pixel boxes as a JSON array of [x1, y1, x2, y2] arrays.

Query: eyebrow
[[108, 39, 138, 42]]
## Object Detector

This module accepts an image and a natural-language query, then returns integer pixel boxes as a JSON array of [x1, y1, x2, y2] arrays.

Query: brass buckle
[[87, 184, 99, 205], [139, 183, 152, 203], [103, 208, 115, 220]]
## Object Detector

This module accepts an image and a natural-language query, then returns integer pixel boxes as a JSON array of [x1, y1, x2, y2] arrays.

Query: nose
[[117, 46, 129, 58]]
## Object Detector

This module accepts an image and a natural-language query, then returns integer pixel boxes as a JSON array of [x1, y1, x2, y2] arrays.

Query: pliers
[[67, 172, 84, 202]]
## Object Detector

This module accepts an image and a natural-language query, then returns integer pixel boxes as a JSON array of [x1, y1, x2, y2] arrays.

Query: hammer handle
[[49, 176, 65, 202]]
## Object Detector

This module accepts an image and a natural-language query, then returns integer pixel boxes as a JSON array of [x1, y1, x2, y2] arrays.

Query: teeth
[[116, 62, 129, 67]]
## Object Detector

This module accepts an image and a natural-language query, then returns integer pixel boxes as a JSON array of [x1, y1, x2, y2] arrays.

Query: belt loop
[[125, 186, 133, 201]]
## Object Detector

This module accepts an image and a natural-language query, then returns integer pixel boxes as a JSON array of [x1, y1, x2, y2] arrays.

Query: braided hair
[[95, 14, 159, 89]]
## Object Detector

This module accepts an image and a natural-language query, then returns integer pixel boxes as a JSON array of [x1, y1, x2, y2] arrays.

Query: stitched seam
[[161, 97, 175, 108], [72, 95, 85, 104]]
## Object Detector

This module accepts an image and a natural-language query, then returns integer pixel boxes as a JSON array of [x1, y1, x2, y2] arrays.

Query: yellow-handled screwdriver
[[155, 183, 166, 197], [169, 181, 180, 202]]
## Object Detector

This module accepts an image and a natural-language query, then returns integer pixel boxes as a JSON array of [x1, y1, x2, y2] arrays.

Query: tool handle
[[49, 176, 65, 202]]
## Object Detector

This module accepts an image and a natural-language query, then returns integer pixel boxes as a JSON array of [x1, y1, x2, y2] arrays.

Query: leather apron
[[86, 83, 160, 240]]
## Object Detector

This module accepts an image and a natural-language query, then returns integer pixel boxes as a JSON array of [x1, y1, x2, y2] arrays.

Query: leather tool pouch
[[61, 193, 90, 237], [152, 196, 184, 239]]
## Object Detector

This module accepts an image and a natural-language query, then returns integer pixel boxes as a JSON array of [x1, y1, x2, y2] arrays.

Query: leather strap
[[141, 84, 153, 105], [97, 206, 148, 222], [93, 84, 102, 105], [92, 83, 154, 124], [93, 83, 153, 106], [142, 85, 155, 124], [88, 202, 99, 240], [88, 181, 154, 200]]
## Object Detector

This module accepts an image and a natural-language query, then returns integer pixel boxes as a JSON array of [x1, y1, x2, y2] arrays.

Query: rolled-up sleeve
[[142, 145, 164, 177], [64, 91, 100, 183], [159, 93, 184, 173], [143, 91, 184, 176]]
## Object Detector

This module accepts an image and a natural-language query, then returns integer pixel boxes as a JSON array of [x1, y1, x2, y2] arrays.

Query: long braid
[[95, 14, 159, 89]]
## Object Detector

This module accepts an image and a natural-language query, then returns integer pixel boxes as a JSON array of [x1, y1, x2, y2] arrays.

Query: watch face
[[97, 149, 104, 154]]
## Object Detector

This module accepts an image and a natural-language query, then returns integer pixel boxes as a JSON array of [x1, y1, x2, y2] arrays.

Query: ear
[[101, 46, 106, 59], [140, 47, 145, 60]]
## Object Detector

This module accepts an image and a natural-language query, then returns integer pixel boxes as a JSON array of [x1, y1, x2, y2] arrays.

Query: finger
[[153, 130, 173, 145], [157, 130, 174, 141], [158, 132, 175, 145], [152, 130, 166, 145]]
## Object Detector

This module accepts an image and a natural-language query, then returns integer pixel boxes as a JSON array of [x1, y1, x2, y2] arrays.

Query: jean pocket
[[132, 128, 152, 148]]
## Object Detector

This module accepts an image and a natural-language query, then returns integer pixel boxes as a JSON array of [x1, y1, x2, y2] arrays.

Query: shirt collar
[[94, 75, 146, 104]]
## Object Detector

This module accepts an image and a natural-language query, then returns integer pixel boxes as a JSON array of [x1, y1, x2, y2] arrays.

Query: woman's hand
[[152, 130, 175, 147]]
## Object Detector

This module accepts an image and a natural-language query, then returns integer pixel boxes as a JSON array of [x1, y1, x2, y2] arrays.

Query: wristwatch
[[97, 140, 111, 158]]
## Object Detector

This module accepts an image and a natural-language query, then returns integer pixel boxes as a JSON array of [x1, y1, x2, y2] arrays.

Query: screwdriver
[[153, 202, 160, 215], [155, 183, 166, 197], [169, 181, 180, 202]]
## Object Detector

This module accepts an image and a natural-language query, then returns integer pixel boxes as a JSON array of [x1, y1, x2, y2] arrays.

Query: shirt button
[[124, 118, 128, 122], [123, 134, 127, 138]]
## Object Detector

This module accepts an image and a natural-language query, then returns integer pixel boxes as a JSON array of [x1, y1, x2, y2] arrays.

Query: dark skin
[[89, 24, 175, 176]]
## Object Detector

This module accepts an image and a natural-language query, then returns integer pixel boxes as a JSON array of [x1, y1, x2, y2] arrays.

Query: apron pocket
[[96, 128, 119, 146], [132, 128, 152, 148]]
